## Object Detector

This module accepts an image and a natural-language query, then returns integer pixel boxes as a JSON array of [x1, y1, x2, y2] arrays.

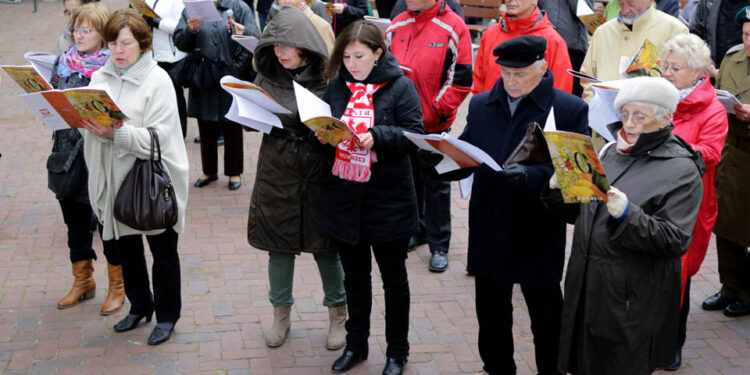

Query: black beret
[[737, 5, 750, 25], [493, 36, 547, 68]]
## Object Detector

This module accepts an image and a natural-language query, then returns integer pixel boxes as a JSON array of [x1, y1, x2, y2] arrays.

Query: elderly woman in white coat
[[81, 9, 189, 346]]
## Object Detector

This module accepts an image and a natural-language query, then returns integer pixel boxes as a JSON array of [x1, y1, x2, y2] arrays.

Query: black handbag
[[47, 132, 87, 199], [113, 128, 178, 231]]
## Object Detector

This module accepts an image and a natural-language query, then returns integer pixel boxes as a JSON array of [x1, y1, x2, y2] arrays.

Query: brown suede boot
[[57, 260, 96, 309], [326, 304, 347, 350], [265, 305, 291, 347], [100, 263, 125, 315]]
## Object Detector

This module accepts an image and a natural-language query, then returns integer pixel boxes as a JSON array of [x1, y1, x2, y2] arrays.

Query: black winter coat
[[319, 52, 424, 245], [174, 0, 260, 122], [47, 58, 93, 204], [247, 7, 335, 254], [459, 71, 589, 284]]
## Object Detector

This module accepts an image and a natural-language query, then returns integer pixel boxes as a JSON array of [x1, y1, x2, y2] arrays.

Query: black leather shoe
[[228, 176, 242, 191], [408, 235, 426, 252], [332, 349, 367, 373], [664, 350, 681, 371], [194, 175, 218, 188], [702, 292, 733, 311], [724, 300, 750, 317], [194, 136, 200, 143], [217, 134, 225, 146], [429, 251, 448, 273], [147, 323, 175, 345], [113, 311, 153, 332], [382, 357, 406, 375]]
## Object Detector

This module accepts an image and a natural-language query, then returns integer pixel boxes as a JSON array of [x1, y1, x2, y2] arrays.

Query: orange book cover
[[303, 117, 356, 146], [626, 39, 661, 77], [545, 131, 609, 203], [40, 89, 126, 128], [1, 65, 52, 92], [128, 0, 159, 18]]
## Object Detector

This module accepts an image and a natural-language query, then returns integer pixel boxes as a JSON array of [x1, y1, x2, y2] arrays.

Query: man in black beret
[[446, 35, 590, 374]]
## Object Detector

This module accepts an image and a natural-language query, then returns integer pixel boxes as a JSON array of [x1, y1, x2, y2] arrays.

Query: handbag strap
[[147, 127, 163, 162]]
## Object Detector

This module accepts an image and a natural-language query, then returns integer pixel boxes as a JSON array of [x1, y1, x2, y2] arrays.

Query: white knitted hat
[[613, 76, 679, 113]]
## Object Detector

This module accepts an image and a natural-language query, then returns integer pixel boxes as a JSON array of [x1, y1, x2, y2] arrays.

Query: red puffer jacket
[[386, 0, 472, 132], [672, 77, 728, 306], [472, 7, 572, 95]]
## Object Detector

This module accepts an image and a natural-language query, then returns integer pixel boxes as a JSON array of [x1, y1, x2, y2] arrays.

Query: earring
[[373, 60, 378, 67]]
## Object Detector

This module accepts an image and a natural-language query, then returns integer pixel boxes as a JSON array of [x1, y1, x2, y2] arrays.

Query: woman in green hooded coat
[[247, 6, 346, 350]]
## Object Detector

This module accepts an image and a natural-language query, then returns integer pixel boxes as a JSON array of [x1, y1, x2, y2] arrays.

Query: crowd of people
[[27, 0, 750, 374]]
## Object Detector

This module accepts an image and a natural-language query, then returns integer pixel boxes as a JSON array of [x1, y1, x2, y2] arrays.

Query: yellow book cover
[[303, 117, 356, 146], [128, 0, 159, 18], [626, 39, 661, 77], [545, 131, 610, 203], [579, 13, 607, 35], [1, 65, 53, 93], [41, 88, 126, 128]]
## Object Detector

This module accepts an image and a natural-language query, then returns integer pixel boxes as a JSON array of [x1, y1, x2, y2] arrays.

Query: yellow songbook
[[1, 65, 53, 93]]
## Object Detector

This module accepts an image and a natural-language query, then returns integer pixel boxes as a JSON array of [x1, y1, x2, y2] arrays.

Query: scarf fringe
[[332, 158, 372, 182]]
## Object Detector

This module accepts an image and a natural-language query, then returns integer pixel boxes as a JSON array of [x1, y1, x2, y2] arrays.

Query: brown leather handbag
[[113, 127, 178, 231]]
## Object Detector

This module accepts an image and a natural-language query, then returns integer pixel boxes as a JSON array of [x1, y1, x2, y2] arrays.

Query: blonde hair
[[660, 34, 713, 76], [69, 2, 111, 43]]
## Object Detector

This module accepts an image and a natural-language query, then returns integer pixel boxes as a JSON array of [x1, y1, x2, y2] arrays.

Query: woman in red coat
[[660, 33, 728, 371]]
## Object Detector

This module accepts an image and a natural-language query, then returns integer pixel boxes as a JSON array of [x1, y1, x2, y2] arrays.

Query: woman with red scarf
[[315, 21, 423, 375], [659, 33, 728, 371]]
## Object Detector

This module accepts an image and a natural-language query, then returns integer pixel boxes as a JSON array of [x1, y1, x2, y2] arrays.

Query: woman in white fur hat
[[549, 77, 706, 375]]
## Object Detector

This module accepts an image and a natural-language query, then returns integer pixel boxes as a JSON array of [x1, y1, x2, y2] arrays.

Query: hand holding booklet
[[715, 89, 742, 115], [20, 84, 126, 131], [292, 81, 356, 146], [220, 75, 291, 133], [402, 131, 502, 174]]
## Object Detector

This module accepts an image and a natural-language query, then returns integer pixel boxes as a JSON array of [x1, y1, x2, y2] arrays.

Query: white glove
[[606, 186, 628, 219], [549, 173, 559, 190]]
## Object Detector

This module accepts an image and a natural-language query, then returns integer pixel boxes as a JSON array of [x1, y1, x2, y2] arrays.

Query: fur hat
[[614, 77, 679, 113]]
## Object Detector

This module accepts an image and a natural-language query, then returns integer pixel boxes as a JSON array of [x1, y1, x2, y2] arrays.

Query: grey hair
[[659, 34, 712, 75], [627, 101, 670, 122], [532, 58, 546, 71]]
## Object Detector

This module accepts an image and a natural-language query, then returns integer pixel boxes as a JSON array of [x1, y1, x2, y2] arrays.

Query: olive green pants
[[268, 251, 346, 307]]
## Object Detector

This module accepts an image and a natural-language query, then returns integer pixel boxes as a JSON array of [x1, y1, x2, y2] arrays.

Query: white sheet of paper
[[231, 35, 259, 53], [183, 0, 223, 22], [221, 76, 290, 114], [293, 81, 333, 122], [716, 89, 742, 115], [226, 99, 274, 133], [587, 80, 628, 141], [544, 107, 557, 132], [24, 52, 56, 81], [576, 0, 594, 16], [618, 55, 630, 77], [220, 75, 288, 133], [459, 173, 473, 199], [403, 131, 502, 173], [19, 92, 70, 131]]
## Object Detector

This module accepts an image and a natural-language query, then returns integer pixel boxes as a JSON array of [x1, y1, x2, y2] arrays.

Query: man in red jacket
[[472, 0, 573, 95], [386, 0, 472, 272]]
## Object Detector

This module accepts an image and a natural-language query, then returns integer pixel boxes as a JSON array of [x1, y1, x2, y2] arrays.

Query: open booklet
[[576, 0, 607, 35], [1, 65, 53, 93], [129, 0, 159, 18], [231, 35, 259, 53], [402, 132, 502, 174], [183, 0, 223, 22], [587, 79, 627, 142], [716, 89, 743, 115], [220, 75, 290, 133], [623, 39, 661, 78], [292, 81, 356, 146], [543, 108, 610, 203], [24, 52, 56, 82], [20, 84, 126, 131]]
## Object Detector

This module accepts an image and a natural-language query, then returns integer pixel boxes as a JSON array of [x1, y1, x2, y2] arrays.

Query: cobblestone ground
[[1, 1, 749, 374]]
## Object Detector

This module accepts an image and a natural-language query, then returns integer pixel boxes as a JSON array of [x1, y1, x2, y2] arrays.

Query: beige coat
[[84, 54, 190, 241], [713, 44, 750, 245], [302, 6, 334, 57], [580, 7, 687, 101]]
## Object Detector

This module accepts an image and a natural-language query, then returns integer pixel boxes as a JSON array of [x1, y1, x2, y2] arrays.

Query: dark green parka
[[247, 7, 336, 254]]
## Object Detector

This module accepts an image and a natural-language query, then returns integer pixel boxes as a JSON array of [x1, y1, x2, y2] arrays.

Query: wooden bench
[[460, 0, 503, 44]]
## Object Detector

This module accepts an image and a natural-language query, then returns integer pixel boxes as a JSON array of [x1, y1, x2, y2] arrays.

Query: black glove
[[499, 163, 527, 191], [143, 16, 161, 29]]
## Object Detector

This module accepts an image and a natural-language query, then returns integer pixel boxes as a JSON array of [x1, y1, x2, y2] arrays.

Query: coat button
[[213, 23, 218, 28], [213, 41, 218, 45]]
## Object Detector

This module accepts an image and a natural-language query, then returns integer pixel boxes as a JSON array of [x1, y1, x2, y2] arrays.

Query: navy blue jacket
[[459, 71, 589, 284]]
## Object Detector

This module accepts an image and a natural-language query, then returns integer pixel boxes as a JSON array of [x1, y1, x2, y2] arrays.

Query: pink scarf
[[332, 81, 386, 182]]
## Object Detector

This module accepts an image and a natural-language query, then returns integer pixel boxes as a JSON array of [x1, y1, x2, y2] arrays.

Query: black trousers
[[717, 235, 750, 302], [102, 229, 181, 323], [568, 49, 586, 98], [58, 198, 119, 265], [677, 277, 691, 349], [475, 276, 563, 375], [156, 61, 188, 138], [197, 119, 243, 177], [412, 153, 451, 253], [338, 238, 410, 360]]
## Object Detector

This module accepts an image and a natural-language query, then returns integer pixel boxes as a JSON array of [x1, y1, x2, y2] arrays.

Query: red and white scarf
[[616, 128, 635, 154], [332, 81, 386, 182]]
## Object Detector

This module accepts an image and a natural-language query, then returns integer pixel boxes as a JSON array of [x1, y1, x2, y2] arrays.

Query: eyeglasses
[[661, 64, 686, 75], [73, 28, 92, 36], [617, 111, 651, 124]]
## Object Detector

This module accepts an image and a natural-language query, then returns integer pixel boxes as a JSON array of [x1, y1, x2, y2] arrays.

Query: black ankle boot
[[332, 349, 368, 373], [113, 311, 153, 332], [147, 322, 175, 345], [382, 357, 406, 375]]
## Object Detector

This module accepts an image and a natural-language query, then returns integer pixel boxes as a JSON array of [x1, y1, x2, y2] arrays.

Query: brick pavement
[[0, 1, 749, 374]]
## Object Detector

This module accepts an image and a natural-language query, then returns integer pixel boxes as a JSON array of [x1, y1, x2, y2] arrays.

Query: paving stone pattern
[[0, 2, 748, 374]]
